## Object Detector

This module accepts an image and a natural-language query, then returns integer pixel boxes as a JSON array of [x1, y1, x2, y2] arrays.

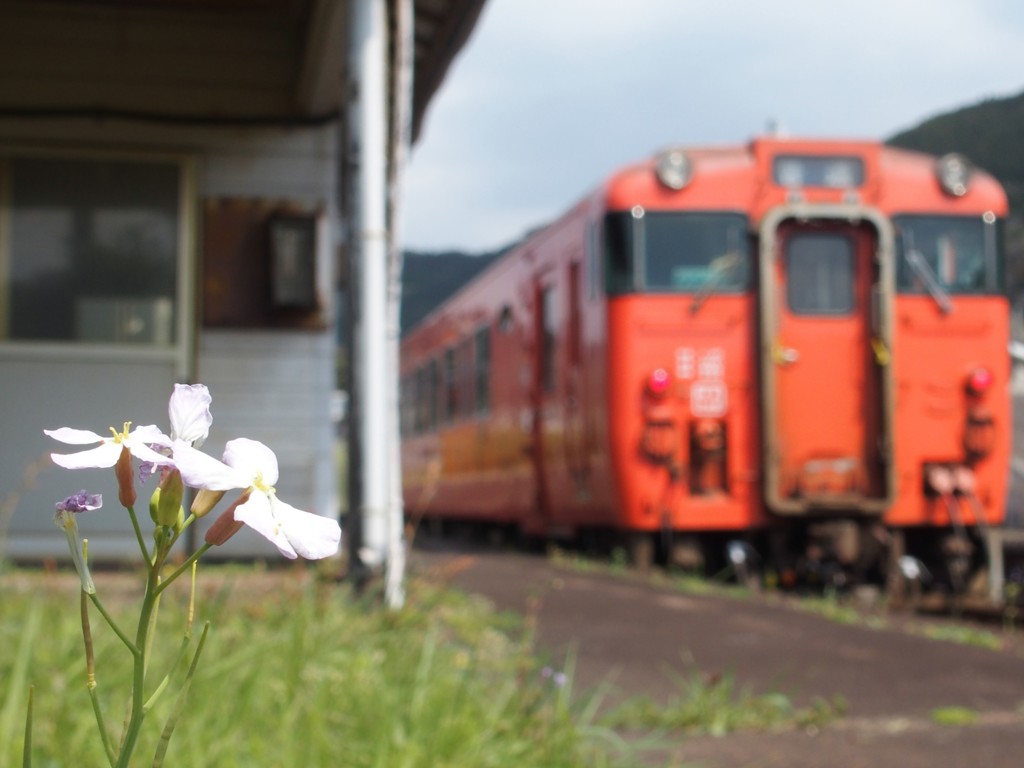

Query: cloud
[[403, 0, 1024, 251]]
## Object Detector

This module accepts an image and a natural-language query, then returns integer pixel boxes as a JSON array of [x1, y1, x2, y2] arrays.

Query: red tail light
[[966, 367, 993, 395], [647, 368, 671, 397]]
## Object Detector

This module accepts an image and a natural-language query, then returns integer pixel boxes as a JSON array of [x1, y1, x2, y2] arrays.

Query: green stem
[[115, 568, 160, 768], [153, 544, 211, 598], [88, 594, 139, 656], [81, 591, 116, 767], [168, 514, 196, 550], [126, 505, 152, 565], [89, 689, 116, 768]]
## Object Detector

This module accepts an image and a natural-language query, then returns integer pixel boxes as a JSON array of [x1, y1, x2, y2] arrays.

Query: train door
[[563, 260, 591, 497], [759, 206, 896, 514]]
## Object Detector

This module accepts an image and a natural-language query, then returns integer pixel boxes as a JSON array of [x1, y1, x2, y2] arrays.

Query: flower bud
[[190, 489, 226, 519], [55, 500, 97, 594], [114, 446, 136, 508], [149, 486, 162, 525], [154, 469, 185, 527], [204, 491, 249, 547]]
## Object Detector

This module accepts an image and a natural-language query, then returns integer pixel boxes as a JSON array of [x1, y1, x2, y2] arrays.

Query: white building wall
[[0, 118, 342, 560], [193, 331, 339, 558]]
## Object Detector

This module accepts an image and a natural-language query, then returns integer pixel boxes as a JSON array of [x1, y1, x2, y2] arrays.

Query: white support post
[[350, 0, 389, 574], [383, 0, 414, 610]]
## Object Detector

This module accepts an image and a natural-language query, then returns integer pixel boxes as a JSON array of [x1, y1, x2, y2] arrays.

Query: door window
[[785, 233, 855, 315]]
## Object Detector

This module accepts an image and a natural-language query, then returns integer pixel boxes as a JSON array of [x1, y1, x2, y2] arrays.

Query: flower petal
[[130, 424, 172, 449], [44, 427, 104, 445], [271, 495, 341, 560], [172, 442, 249, 491], [126, 439, 176, 467], [51, 442, 122, 469], [233, 491, 297, 559], [223, 439, 279, 487], [168, 384, 212, 447]]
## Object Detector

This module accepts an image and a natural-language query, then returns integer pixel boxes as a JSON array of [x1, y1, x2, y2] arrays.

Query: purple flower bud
[[56, 490, 103, 515]]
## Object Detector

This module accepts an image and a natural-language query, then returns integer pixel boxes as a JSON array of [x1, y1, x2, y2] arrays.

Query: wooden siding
[[193, 330, 339, 557], [0, 2, 307, 117]]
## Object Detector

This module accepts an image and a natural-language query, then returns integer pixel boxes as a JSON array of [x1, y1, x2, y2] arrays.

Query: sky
[[401, 0, 1024, 253]]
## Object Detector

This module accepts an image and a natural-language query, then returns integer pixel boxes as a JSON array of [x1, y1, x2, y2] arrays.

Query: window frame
[[893, 213, 1006, 296], [603, 209, 752, 296], [0, 146, 196, 379]]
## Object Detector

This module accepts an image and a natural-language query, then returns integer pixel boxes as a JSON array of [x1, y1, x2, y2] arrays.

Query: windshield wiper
[[905, 249, 952, 314], [689, 251, 740, 315]]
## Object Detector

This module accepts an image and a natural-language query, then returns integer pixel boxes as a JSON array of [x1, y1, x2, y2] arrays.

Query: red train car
[[400, 137, 1010, 589]]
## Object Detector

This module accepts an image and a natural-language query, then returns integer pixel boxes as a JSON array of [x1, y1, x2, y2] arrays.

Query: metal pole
[[349, 0, 389, 573]]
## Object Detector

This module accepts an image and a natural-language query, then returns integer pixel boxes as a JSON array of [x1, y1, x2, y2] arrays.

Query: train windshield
[[894, 214, 1004, 296], [604, 211, 751, 295]]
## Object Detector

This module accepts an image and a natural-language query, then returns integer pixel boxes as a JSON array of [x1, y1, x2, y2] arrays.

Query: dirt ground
[[410, 539, 1024, 768]]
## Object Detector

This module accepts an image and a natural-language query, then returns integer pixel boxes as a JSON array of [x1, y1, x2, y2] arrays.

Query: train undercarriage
[[613, 517, 1024, 608]]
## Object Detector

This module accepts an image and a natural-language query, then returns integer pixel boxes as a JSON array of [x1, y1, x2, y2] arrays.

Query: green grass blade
[[2, 599, 41, 755], [21, 685, 32, 768]]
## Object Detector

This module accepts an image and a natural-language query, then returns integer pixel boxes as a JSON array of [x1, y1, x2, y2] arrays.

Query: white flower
[[174, 438, 341, 560], [45, 422, 173, 470], [168, 383, 212, 447]]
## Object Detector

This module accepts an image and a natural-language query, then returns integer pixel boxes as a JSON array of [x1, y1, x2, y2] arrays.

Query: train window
[[497, 305, 514, 333], [786, 233, 855, 315], [604, 213, 634, 294], [428, 359, 440, 428], [772, 155, 865, 189], [568, 261, 581, 366], [457, 337, 475, 418], [475, 325, 491, 414], [541, 286, 557, 393], [604, 211, 750, 295], [894, 215, 1005, 295], [414, 363, 436, 433], [400, 374, 414, 436], [442, 347, 457, 423], [586, 220, 602, 299]]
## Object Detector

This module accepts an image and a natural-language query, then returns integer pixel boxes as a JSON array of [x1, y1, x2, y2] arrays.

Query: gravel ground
[[410, 539, 1024, 768]]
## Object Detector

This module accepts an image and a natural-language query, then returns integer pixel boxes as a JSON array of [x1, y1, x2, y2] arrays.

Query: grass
[[930, 706, 980, 726], [910, 622, 1004, 651], [602, 670, 846, 737], [1, 566, 628, 768]]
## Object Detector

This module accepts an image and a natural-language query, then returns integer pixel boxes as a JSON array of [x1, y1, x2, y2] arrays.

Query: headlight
[[655, 149, 693, 191], [936, 153, 971, 197]]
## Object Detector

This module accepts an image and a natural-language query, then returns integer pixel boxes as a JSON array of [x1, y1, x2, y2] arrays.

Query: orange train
[[400, 137, 1011, 589]]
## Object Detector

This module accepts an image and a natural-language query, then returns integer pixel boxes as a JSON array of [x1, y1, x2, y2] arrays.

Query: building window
[[1, 154, 182, 345]]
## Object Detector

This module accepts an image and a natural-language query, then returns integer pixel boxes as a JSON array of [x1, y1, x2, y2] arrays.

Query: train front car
[[606, 138, 1010, 589]]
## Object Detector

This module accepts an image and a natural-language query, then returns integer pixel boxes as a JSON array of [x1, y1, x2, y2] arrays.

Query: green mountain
[[400, 248, 502, 333]]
